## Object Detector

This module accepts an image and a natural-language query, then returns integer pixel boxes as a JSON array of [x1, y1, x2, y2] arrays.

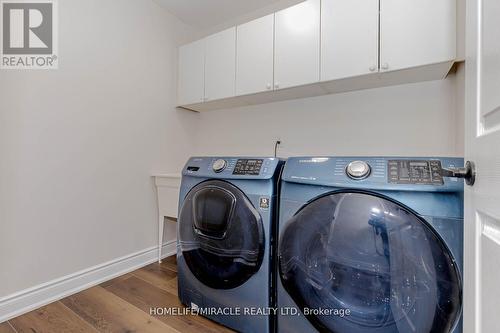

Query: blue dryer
[[177, 157, 284, 333], [277, 157, 463, 333]]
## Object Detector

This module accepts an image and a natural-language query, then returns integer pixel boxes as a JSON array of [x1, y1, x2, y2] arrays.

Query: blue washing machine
[[277, 157, 463, 333], [177, 157, 284, 333]]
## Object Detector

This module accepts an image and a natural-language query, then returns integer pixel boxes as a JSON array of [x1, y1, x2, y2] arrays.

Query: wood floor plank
[[61, 286, 178, 333], [7, 255, 236, 333], [161, 256, 177, 272], [143, 262, 177, 279], [98, 272, 133, 288], [162, 276, 178, 296], [163, 256, 176, 264], [131, 263, 177, 292], [9, 301, 97, 333], [105, 276, 233, 333], [0, 322, 16, 333]]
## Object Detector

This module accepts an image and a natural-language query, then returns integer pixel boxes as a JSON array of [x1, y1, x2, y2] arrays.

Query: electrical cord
[[274, 140, 281, 158]]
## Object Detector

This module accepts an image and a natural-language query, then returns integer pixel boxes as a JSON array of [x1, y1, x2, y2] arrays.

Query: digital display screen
[[409, 161, 428, 167], [233, 159, 263, 175]]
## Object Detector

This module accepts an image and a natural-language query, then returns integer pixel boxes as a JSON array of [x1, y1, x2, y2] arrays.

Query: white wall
[[192, 72, 465, 158], [0, 0, 195, 297], [182, 0, 465, 160], [188, 0, 304, 41]]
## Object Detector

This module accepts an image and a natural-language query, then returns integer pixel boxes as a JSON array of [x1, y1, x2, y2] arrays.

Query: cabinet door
[[178, 40, 204, 105], [236, 14, 274, 96], [274, 0, 320, 89], [204, 27, 236, 101], [321, 0, 379, 81], [380, 0, 456, 72]]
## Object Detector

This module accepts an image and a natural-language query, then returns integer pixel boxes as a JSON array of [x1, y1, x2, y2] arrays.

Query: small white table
[[153, 173, 181, 263]]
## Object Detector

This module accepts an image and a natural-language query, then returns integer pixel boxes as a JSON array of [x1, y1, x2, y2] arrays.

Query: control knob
[[346, 161, 371, 180], [212, 159, 227, 173]]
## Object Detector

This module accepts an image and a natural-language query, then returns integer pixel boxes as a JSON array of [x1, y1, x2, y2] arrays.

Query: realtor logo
[[1, 0, 58, 69]]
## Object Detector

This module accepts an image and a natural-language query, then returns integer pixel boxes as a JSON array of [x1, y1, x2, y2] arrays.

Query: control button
[[346, 161, 371, 180], [212, 159, 227, 173]]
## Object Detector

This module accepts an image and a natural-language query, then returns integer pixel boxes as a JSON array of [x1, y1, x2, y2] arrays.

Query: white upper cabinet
[[178, 39, 204, 106], [321, 0, 379, 81], [274, 0, 320, 89], [204, 27, 236, 101], [236, 14, 275, 96], [177, 0, 458, 110], [380, 0, 456, 72]]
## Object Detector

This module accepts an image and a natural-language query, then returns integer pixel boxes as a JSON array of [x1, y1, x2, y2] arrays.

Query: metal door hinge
[[441, 160, 476, 186]]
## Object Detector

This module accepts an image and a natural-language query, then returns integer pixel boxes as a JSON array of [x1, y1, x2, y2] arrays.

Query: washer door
[[179, 180, 264, 289], [279, 191, 461, 333]]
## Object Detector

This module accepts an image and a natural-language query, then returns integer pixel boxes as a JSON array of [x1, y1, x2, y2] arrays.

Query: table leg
[[158, 214, 164, 263]]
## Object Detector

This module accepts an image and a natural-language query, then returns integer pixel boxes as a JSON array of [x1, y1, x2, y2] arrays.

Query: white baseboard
[[0, 240, 177, 323]]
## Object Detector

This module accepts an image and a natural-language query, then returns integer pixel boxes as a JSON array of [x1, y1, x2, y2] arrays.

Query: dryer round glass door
[[178, 180, 265, 289], [278, 191, 462, 333]]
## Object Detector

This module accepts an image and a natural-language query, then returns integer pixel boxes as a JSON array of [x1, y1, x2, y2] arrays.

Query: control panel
[[388, 160, 443, 185], [183, 157, 281, 179], [233, 159, 264, 175], [282, 157, 464, 192]]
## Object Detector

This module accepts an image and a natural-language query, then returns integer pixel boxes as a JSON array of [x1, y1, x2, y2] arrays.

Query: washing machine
[[277, 156, 463, 333], [177, 156, 284, 333]]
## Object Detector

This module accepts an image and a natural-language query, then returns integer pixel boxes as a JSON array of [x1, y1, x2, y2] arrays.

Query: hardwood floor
[[3, 256, 234, 333]]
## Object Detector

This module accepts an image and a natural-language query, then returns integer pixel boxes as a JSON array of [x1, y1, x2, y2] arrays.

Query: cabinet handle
[[274, 82, 280, 89], [369, 65, 377, 72], [266, 83, 272, 90], [381, 63, 389, 70]]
